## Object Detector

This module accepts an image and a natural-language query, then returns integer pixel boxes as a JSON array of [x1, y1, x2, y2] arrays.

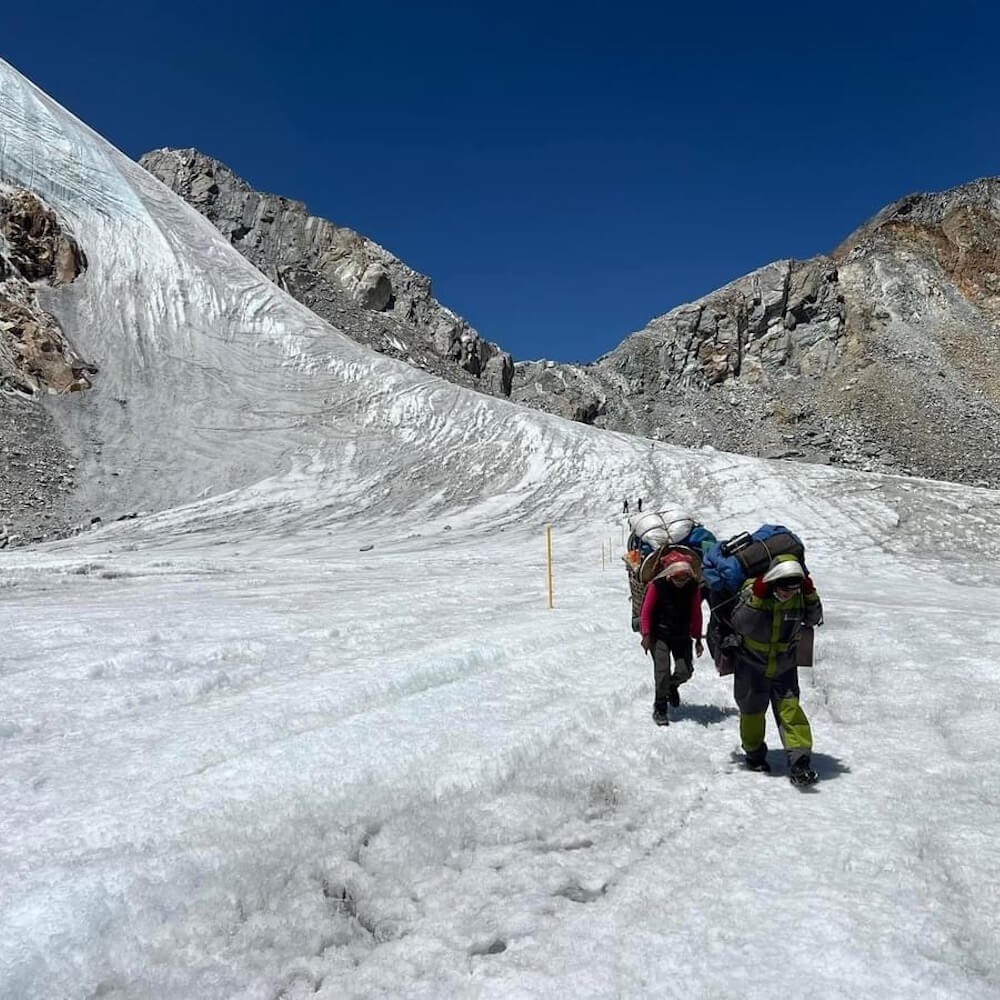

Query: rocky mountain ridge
[[3, 135, 999, 547], [141, 151, 1000, 489], [139, 149, 514, 399], [513, 179, 1000, 488]]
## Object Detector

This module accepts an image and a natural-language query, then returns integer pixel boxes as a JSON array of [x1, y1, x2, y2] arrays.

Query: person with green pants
[[730, 554, 824, 785]]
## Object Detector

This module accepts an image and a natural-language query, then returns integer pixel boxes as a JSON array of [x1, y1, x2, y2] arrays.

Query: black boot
[[789, 755, 819, 786], [667, 684, 680, 708]]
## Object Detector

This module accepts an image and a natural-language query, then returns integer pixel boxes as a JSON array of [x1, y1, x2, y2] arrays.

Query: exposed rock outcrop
[[12, 135, 992, 540], [510, 182, 1000, 488], [1, 187, 96, 396], [0, 186, 96, 542], [139, 149, 513, 397], [144, 149, 999, 488]]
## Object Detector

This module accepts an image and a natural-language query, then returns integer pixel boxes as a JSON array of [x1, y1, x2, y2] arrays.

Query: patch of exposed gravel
[[0, 394, 82, 546]]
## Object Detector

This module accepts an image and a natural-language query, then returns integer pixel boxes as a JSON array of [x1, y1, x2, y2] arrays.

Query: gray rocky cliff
[[143, 151, 999, 488], [8, 151, 999, 550], [511, 182, 1000, 488], [139, 149, 513, 398]]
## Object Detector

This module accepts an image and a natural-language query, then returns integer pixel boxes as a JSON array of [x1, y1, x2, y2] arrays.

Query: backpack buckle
[[720, 531, 752, 556]]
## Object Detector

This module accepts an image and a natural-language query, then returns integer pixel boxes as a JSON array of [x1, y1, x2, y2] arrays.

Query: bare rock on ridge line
[[144, 150, 1000, 489], [139, 148, 514, 399]]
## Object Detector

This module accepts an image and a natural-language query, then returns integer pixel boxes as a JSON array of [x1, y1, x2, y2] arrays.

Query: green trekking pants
[[733, 660, 812, 765]]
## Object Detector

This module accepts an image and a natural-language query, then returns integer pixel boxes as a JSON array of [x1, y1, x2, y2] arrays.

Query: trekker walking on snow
[[623, 498, 630, 514], [730, 555, 823, 785], [640, 551, 704, 726]]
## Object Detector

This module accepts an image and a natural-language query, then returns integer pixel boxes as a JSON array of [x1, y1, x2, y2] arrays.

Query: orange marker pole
[[546, 525, 554, 609]]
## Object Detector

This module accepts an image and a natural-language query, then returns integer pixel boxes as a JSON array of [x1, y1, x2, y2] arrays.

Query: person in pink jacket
[[640, 551, 704, 726]]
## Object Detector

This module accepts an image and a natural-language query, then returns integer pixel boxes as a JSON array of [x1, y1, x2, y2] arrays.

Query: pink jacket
[[640, 580, 703, 639]]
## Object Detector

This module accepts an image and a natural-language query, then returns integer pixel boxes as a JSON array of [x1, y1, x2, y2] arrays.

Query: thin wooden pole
[[546, 525, 554, 609]]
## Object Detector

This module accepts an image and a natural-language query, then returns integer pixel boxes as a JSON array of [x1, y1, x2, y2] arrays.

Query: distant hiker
[[640, 550, 704, 726], [623, 498, 630, 514], [729, 555, 823, 785], [636, 498, 643, 512]]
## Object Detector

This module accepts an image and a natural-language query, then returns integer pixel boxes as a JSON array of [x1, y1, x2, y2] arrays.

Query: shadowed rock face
[[0, 188, 97, 396], [139, 148, 513, 398]]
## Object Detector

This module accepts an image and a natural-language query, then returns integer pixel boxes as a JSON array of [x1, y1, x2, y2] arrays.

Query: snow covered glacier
[[2, 58, 1000, 999]]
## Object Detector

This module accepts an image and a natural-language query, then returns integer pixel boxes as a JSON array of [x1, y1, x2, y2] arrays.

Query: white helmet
[[762, 557, 805, 585]]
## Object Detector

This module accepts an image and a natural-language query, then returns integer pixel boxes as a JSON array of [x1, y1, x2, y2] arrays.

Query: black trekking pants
[[651, 634, 694, 711]]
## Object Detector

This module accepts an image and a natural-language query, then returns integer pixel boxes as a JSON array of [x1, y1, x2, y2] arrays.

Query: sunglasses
[[774, 581, 802, 591]]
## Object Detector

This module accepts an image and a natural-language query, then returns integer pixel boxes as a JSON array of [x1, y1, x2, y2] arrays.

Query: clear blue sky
[[4, 1, 999, 362]]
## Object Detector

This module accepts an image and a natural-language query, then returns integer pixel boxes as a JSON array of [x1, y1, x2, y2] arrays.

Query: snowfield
[[2, 58, 1000, 999]]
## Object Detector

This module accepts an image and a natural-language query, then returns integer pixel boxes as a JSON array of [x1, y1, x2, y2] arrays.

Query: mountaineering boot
[[667, 684, 681, 708], [652, 708, 669, 727], [789, 756, 819, 787], [744, 757, 771, 773]]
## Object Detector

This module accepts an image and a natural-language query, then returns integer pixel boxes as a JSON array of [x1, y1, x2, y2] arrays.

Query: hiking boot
[[789, 757, 819, 787], [667, 684, 681, 708], [744, 757, 771, 773], [652, 708, 670, 727]]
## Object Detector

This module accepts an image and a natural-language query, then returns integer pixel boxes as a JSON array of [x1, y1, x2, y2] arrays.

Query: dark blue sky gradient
[[4, 1, 999, 361]]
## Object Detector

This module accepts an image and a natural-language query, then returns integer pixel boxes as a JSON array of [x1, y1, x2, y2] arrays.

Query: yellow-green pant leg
[[733, 663, 769, 762], [772, 669, 812, 765], [739, 712, 767, 757], [775, 696, 812, 753]]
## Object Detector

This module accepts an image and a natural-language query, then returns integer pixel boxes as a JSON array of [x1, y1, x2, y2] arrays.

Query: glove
[[752, 577, 769, 598], [641, 634, 653, 655], [694, 638, 704, 657], [801, 575, 815, 594]]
